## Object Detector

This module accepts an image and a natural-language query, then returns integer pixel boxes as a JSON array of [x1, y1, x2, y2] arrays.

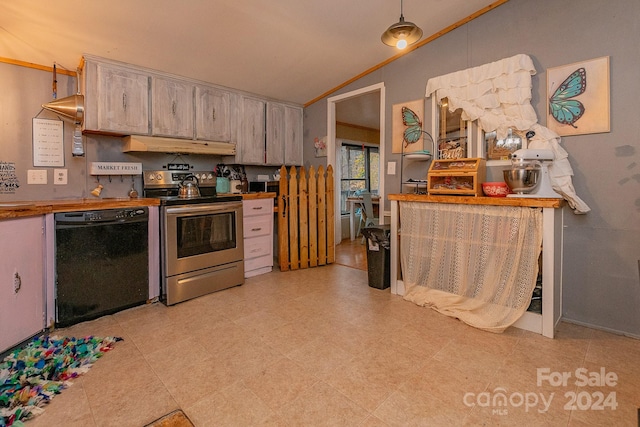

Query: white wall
[[302, 0, 640, 337]]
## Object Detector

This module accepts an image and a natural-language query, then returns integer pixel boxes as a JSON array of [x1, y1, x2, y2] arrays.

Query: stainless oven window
[[163, 202, 244, 277], [177, 211, 237, 258]]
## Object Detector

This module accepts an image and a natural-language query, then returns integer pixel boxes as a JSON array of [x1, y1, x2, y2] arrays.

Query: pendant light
[[381, 0, 423, 49]]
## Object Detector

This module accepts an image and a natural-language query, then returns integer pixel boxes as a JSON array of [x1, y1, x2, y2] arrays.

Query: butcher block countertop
[[240, 192, 276, 200], [388, 193, 564, 208], [0, 193, 277, 220], [0, 198, 160, 220]]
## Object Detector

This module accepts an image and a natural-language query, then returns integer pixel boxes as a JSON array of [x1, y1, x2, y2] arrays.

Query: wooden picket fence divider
[[278, 165, 335, 271]]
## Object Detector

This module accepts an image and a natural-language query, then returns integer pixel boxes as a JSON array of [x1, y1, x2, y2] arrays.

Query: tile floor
[[28, 241, 639, 426]]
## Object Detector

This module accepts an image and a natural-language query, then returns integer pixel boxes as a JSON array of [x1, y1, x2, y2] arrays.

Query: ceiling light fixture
[[381, 0, 423, 50]]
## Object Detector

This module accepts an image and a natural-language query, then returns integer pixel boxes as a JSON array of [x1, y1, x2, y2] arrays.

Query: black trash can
[[361, 225, 391, 289]]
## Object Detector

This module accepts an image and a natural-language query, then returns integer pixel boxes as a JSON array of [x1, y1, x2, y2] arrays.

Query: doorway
[[327, 83, 385, 244]]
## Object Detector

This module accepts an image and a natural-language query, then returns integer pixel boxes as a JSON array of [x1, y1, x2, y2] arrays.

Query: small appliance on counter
[[249, 180, 279, 193], [229, 179, 243, 194], [503, 149, 562, 198]]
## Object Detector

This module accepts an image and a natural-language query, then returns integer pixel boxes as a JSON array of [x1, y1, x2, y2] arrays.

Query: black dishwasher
[[55, 207, 149, 327]]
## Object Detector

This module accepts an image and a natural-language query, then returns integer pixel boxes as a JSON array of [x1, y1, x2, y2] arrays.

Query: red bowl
[[482, 182, 511, 197]]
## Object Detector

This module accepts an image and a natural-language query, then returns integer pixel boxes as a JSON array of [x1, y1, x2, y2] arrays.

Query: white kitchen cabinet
[[83, 58, 150, 134], [263, 102, 303, 166], [0, 216, 45, 353], [237, 96, 266, 164], [82, 54, 299, 161], [245, 98, 302, 166], [242, 198, 274, 278], [195, 85, 236, 142], [284, 104, 303, 166], [266, 102, 285, 165], [151, 76, 194, 138]]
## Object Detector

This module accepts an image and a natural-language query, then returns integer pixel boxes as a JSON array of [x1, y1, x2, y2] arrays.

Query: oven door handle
[[165, 202, 242, 216]]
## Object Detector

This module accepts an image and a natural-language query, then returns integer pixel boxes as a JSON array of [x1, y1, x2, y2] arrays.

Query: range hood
[[123, 135, 236, 155]]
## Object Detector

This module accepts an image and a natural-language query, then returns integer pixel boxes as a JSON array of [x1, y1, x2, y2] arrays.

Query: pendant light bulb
[[381, 0, 422, 49]]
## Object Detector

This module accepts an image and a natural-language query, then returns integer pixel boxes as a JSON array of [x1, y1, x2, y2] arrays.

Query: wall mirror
[[437, 97, 466, 159], [485, 128, 527, 162], [431, 97, 481, 159], [431, 97, 526, 164]]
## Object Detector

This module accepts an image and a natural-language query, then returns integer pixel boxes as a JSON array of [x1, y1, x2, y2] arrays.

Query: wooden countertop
[[388, 193, 564, 208], [240, 192, 277, 200], [0, 193, 277, 220], [0, 198, 160, 220]]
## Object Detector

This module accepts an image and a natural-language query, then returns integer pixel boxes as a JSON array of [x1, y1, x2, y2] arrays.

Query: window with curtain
[[340, 143, 379, 214]]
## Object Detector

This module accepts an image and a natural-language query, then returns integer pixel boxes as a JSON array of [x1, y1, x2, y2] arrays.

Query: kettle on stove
[[178, 174, 201, 198]]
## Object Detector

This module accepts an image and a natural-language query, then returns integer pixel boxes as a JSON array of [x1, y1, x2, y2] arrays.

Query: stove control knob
[[207, 173, 214, 180], [148, 174, 155, 181], [155, 173, 163, 182]]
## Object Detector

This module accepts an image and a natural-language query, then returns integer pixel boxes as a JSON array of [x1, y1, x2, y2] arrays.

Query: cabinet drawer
[[243, 199, 273, 217], [244, 254, 273, 273], [243, 215, 272, 238], [244, 235, 272, 260]]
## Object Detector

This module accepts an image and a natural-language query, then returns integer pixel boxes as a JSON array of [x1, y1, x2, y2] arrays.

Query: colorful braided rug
[[0, 335, 121, 426]]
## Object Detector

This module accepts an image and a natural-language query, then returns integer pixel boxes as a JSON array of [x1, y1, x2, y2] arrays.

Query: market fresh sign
[[90, 162, 142, 175]]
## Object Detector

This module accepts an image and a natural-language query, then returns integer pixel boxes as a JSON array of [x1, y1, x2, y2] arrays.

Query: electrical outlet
[[27, 169, 47, 184], [54, 169, 68, 185], [387, 161, 396, 175]]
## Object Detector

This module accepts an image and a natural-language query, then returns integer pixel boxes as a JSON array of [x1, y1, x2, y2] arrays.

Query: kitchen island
[[388, 194, 564, 338]]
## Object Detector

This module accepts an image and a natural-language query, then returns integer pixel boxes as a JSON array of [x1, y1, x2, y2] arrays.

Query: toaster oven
[[249, 181, 279, 194]]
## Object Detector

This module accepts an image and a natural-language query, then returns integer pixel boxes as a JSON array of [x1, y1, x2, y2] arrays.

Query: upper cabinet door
[[195, 86, 233, 142], [284, 105, 303, 166], [237, 96, 266, 164], [266, 102, 285, 165], [151, 77, 194, 138], [96, 64, 150, 134]]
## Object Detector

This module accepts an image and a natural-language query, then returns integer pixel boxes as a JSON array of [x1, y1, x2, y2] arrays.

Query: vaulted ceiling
[[1, 0, 503, 109]]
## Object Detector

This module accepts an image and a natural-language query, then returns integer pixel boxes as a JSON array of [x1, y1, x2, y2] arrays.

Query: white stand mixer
[[506, 149, 563, 198]]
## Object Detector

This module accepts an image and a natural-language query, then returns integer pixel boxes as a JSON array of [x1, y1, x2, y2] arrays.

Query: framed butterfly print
[[546, 56, 610, 136], [392, 99, 425, 153]]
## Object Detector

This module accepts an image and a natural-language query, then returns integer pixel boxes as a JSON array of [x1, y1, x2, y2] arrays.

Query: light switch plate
[[54, 169, 68, 185], [27, 169, 47, 184], [387, 161, 396, 175]]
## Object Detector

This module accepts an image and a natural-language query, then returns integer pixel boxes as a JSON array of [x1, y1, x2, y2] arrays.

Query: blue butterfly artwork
[[549, 67, 587, 128], [402, 106, 422, 147]]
